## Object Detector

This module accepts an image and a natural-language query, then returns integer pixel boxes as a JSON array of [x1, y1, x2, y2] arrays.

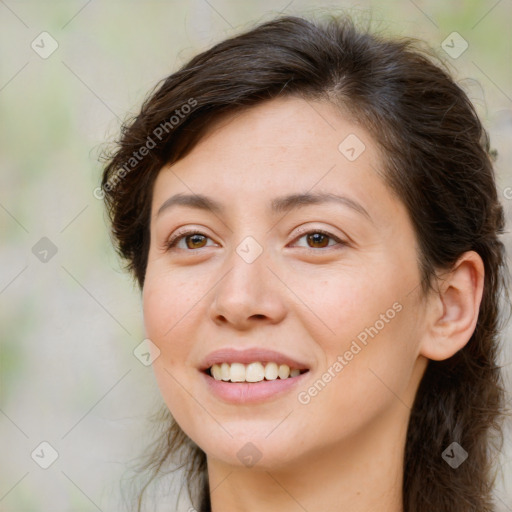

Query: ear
[[420, 251, 485, 361]]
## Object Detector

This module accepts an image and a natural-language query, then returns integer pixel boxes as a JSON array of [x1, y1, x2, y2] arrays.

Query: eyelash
[[165, 228, 346, 252]]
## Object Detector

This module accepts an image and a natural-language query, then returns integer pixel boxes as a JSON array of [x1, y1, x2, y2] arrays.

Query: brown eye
[[166, 231, 215, 251], [306, 233, 330, 248], [185, 234, 207, 249], [292, 229, 344, 250]]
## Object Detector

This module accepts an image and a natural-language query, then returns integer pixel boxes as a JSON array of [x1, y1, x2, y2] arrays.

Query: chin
[[208, 448, 299, 471], [198, 431, 304, 471]]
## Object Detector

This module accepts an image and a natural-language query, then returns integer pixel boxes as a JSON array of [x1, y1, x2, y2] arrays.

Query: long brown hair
[[100, 13, 510, 512]]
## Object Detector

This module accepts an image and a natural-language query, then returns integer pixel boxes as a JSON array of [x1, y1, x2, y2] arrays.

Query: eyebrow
[[156, 191, 372, 221]]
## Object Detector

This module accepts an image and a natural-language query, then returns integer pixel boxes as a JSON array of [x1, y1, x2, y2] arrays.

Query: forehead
[[151, 96, 403, 227], [187, 96, 366, 161]]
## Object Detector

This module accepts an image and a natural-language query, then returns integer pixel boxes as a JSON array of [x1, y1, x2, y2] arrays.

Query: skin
[[142, 96, 484, 512]]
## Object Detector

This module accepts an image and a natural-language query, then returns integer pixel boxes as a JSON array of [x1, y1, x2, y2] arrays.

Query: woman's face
[[143, 96, 430, 469]]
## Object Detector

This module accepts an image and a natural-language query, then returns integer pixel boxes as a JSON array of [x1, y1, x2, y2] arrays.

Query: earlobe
[[420, 251, 485, 361]]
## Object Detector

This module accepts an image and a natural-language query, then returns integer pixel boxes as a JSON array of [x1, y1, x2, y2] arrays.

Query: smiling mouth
[[204, 362, 309, 383]]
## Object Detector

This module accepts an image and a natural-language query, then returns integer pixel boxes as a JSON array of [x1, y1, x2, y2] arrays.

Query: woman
[[100, 13, 510, 512]]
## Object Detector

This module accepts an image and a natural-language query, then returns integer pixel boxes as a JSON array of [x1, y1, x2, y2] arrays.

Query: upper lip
[[199, 348, 310, 371]]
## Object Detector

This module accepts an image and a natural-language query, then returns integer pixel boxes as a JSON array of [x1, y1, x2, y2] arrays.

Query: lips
[[199, 347, 310, 373], [198, 348, 311, 404]]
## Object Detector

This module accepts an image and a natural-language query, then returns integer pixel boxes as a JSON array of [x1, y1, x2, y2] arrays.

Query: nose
[[209, 245, 287, 330]]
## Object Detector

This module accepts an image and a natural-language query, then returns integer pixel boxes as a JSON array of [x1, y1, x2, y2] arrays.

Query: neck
[[206, 400, 409, 512]]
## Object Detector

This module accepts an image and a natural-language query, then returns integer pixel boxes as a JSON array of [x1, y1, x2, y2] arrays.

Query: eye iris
[[307, 233, 329, 248], [186, 234, 207, 249]]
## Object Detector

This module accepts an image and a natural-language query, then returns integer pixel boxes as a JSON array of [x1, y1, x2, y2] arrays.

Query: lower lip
[[201, 370, 309, 404]]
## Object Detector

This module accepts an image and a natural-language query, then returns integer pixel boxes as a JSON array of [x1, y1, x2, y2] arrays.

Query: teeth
[[246, 362, 265, 382], [211, 364, 222, 380], [264, 362, 278, 380], [230, 362, 246, 382], [278, 364, 290, 379], [209, 362, 305, 382], [220, 362, 230, 381]]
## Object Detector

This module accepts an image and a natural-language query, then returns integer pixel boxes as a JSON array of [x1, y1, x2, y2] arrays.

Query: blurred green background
[[1, 1, 511, 510]]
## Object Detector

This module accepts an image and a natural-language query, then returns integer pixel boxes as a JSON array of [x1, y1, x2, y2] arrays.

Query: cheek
[[142, 264, 207, 340], [295, 266, 418, 418], [142, 270, 193, 379], [142, 271, 205, 433], [293, 314, 416, 448], [298, 263, 403, 349]]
